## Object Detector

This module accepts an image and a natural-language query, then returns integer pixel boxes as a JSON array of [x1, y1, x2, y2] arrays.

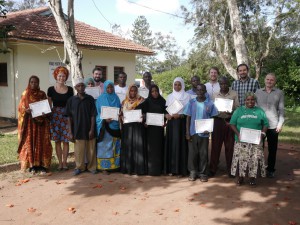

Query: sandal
[[236, 177, 244, 186], [249, 177, 256, 186]]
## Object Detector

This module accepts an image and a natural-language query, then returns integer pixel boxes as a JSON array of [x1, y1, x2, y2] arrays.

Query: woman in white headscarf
[[164, 77, 191, 176]]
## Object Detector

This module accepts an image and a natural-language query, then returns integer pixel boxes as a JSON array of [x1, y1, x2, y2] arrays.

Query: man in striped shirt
[[231, 64, 260, 106]]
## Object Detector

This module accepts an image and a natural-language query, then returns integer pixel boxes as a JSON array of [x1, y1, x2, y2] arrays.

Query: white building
[[0, 7, 153, 118]]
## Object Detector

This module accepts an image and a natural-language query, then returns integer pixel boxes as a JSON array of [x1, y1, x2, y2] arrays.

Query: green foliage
[[280, 107, 300, 144]]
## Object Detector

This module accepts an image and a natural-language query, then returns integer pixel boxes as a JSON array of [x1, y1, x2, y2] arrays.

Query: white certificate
[[214, 98, 233, 113], [29, 99, 51, 118], [166, 99, 183, 115], [146, 113, 164, 126], [123, 109, 142, 123], [116, 93, 126, 103], [100, 106, 119, 121], [138, 88, 149, 98], [195, 119, 214, 133], [85, 87, 100, 99], [240, 127, 261, 145]]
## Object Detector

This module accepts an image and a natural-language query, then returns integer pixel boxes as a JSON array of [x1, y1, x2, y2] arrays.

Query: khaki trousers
[[74, 139, 96, 171]]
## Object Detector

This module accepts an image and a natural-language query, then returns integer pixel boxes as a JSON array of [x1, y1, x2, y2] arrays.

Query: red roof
[[0, 7, 154, 55]]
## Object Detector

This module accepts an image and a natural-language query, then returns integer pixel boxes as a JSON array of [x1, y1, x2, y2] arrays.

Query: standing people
[[205, 67, 220, 99], [18, 76, 53, 174], [209, 76, 239, 177], [114, 71, 128, 103], [65, 78, 97, 175], [255, 73, 284, 178], [138, 71, 152, 98], [141, 85, 166, 176], [92, 67, 104, 95], [47, 66, 74, 171], [230, 92, 268, 186], [121, 84, 147, 175], [96, 80, 121, 174], [232, 64, 260, 106], [164, 77, 191, 176], [185, 84, 218, 182], [85, 77, 95, 87]]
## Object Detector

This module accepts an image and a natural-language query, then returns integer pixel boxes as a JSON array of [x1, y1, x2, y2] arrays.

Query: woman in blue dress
[[96, 80, 121, 174]]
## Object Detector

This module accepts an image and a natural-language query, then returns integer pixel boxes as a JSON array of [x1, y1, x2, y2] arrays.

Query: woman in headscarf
[[47, 66, 74, 171], [18, 75, 53, 174], [141, 85, 166, 176], [164, 77, 191, 176], [120, 84, 147, 175], [95, 80, 121, 174], [85, 77, 95, 87]]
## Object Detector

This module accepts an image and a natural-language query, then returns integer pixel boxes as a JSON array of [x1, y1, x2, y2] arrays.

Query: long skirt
[[164, 117, 188, 176], [50, 106, 71, 142], [121, 122, 147, 175], [96, 130, 121, 170], [231, 142, 266, 178]]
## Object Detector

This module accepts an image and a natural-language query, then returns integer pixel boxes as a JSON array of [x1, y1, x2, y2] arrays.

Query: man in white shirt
[[205, 67, 220, 99], [114, 72, 128, 102], [92, 67, 104, 95]]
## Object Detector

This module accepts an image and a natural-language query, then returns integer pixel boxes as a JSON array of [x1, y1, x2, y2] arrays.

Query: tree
[[48, 0, 83, 84], [0, 0, 7, 17], [131, 15, 155, 74], [181, 0, 300, 80], [4, 0, 46, 11]]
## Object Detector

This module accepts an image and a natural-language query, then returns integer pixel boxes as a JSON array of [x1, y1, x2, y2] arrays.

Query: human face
[[143, 73, 152, 86], [129, 86, 138, 99], [174, 81, 182, 92], [118, 74, 127, 86], [209, 69, 218, 82], [75, 83, 85, 94], [29, 77, 39, 90], [93, 70, 102, 83], [245, 95, 256, 108], [237, 65, 248, 79], [87, 82, 94, 87], [151, 87, 159, 99], [265, 74, 276, 89], [56, 72, 67, 84], [191, 77, 200, 88], [219, 78, 229, 92], [106, 84, 114, 94], [196, 85, 206, 98]]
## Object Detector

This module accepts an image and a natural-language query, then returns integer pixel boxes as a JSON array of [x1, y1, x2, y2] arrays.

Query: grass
[[279, 107, 300, 145]]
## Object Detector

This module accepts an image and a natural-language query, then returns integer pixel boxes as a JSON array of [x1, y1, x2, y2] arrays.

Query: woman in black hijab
[[141, 85, 166, 176]]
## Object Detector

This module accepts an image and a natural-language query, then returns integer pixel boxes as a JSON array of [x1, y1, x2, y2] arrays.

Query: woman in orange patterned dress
[[18, 75, 53, 174]]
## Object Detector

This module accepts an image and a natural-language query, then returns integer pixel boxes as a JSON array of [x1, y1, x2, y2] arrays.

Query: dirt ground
[[0, 142, 299, 225]]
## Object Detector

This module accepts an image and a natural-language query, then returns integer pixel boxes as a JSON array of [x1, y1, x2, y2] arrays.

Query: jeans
[[263, 129, 279, 173]]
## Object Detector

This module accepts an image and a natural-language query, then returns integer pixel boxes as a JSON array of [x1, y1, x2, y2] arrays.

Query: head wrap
[[53, 66, 69, 80], [85, 77, 95, 86], [122, 84, 144, 111], [73, 78, 85, 87], [166, 77, 190, 108]]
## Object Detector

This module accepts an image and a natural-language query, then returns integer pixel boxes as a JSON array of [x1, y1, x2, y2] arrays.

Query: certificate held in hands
[[100, 106, 119, 121], [195, 119, 214, 133], [146, 113, 164, 126], [214, 98, 233, 113], [29, 99, 51, 118], [240, 127, 261, 145], [166, 99, 183, 115], [85, 87, 100, 99], [123, 109, 142, 123]]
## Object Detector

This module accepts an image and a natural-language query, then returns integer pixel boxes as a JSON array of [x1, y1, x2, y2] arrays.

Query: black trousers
[[263, 129, 279, 173]]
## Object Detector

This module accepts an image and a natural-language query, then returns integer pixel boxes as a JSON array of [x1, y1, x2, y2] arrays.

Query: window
[[0, 63, 8, 86], [95, 65, 107, 81], [114, 66, 124, 83]]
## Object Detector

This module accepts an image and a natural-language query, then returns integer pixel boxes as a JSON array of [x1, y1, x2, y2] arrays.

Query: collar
[[217, 89, 230, 97], [262, 87, 276, 92], [239, 76, 250, 82]]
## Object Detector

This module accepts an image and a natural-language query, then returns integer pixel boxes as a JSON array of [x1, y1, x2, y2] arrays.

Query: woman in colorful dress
[[18, 75, 53, 174], [141, 84, 166, 176], [95, 80, 121, 174], [120, 84, 147, 175], [47, 66, 74, 171], [230, 92, 269, 186], [164, 77, 191, 176]]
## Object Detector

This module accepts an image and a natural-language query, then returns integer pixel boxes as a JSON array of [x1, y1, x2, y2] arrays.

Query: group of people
[[17, 64, 284, 187]]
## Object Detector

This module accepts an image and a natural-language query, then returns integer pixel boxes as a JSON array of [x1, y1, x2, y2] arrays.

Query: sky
[[60, 0, 195, 54]]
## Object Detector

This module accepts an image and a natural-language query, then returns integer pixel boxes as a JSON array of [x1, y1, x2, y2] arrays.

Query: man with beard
[[231, 64, 260, 106], [205, 67, 220, 99], [92, 67, 104, 95]]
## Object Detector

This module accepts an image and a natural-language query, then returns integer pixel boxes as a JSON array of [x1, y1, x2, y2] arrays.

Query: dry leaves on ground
[[27, 207, 36, 213]]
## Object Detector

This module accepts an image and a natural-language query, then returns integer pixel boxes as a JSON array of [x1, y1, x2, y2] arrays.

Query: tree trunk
[[227, 0, 249, 67], [48, 0, 83, 85]]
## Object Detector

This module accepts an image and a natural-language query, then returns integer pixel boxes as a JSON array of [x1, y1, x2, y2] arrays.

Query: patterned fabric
[[231, 142, 266, 178], [17, 76, 53, 170], [122, 84, 144, 111], [231, 77, 260, 106], [50, 106, 71, 142], [96, 132, 121, 170]]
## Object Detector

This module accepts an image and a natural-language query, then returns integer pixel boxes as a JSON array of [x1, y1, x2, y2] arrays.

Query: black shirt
[[47, 86, 74, 107], [65, 94, 96, 140]]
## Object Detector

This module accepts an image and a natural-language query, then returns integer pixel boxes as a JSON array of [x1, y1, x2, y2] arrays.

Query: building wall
[[0, 41, 136, 119]]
